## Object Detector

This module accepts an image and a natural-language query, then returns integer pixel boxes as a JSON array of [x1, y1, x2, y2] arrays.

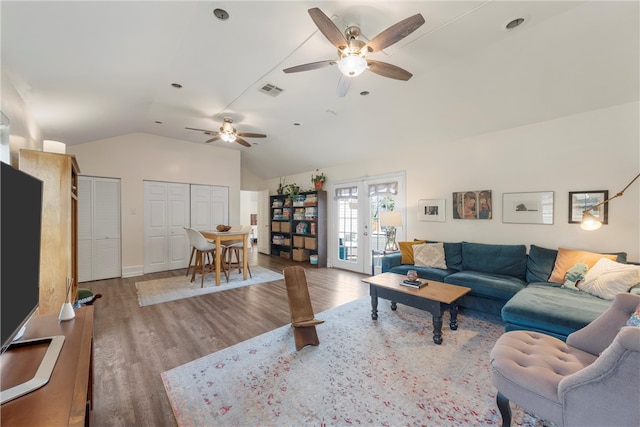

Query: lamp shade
[[380, 211, 402, 227], [580, 211, 603, 231]]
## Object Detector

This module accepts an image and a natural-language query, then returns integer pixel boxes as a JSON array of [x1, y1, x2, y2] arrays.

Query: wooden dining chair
[[283, 266, 324, 350], [221, 225, 252, 280]]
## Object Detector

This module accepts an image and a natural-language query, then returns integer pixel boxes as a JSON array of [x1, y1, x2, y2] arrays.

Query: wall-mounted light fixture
[[581, 172, 640, 230]]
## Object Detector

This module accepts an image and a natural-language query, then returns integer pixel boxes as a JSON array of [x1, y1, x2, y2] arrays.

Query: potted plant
[[277, 177, 285, 195], [311, 170, 326, 190], [284, 183, 299, 201]]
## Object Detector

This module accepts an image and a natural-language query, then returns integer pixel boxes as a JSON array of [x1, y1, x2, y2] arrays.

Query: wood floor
[[82, 247, 369, 426]]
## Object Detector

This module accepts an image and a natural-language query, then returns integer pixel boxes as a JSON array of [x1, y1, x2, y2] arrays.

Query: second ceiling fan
[[283, 7, 425, 97], [186, 118, 266, 147]]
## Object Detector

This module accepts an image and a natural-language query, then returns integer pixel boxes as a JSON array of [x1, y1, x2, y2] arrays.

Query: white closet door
[[144, 181, 190, 273], [78, 178, 93, 282], [144, 182, 169, 273], [190, 184, 212, 231], [78, 176, 121, 282], [93, 178, 121, 280], [190, 184, 229, 231], [168, 183, 190, 270], [210, 186, 229, 227]]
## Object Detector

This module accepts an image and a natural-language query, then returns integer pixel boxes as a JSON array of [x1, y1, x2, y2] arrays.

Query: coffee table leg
[[432, 315, 443, 345], [370, 288, 378, 320], [449, 304, 459, 330]]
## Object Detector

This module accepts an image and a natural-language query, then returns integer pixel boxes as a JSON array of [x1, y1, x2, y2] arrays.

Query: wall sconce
[[581, 172, 640, 230], [380, 211, 403, 251]]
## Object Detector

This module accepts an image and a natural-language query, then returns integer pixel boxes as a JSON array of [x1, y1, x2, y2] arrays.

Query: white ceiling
[[2, 1, 638, 179]]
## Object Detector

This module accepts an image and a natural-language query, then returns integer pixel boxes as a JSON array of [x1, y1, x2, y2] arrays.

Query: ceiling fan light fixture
[[220, 132, 236, 143], [338, 55, 367, 77]]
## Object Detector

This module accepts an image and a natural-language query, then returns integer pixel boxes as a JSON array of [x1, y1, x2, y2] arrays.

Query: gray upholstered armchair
[[490, 292, 640, 426]]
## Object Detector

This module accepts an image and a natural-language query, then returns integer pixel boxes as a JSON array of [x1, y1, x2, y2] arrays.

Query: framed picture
[[502, 191, 554, 224], [452, 190, 492, 219], [569, 190, 608, 224], [418, 199, 445, 222]]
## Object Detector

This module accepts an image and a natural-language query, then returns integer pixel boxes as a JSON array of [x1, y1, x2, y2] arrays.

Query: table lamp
[[581, 172, 640, 230], [380, 211, 402, 251]]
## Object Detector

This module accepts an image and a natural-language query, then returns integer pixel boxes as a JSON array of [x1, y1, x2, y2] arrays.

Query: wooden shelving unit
[[270, 190, 326, 267], [19, 150, 80, 315]]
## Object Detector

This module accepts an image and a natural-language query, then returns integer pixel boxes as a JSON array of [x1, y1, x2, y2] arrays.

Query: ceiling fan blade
[[205, 136, 221, 143], [235, 137, 252, 148], [237, 132, 267, 138], [308, 8, 348, 49], [367, 60, 413, 81], [365, 13, 425, 53], [284, 60, 336, 74], [186, 127, 218, 135], [337, 74, 350, 97]]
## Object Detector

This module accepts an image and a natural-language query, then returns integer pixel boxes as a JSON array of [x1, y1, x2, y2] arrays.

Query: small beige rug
[[135, 266, 284, 307]]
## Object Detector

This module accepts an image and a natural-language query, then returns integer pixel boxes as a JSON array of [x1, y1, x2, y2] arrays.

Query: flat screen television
[[1, 161, 43, 352], [1, 161, 65, 404]]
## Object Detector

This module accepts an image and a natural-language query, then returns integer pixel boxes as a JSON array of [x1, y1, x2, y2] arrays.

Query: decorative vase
[[314, 181, 323, 190], [277, 187, 283, 195]]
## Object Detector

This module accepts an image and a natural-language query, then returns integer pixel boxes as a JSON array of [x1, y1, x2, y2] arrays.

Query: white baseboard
[[122, 265, 144, 278]]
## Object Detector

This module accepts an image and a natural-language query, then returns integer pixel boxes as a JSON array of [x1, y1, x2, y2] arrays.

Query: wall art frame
[[418, 199, 445, 222], [502, 191, 554, 224], [569, 190, 608, 224], [452, 190, 492, 219]]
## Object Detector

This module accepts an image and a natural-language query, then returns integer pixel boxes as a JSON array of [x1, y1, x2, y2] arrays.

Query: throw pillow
[[548, 248, 617, 284], [627, 308, 640, 327], [413, 242, 447, 269], [399, 240, 426, 264], [578, 257, 640, 300], [562, 263, 588, 290]]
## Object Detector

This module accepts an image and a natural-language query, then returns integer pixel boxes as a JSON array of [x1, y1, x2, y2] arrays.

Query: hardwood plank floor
[[82, 247, 369, 426]]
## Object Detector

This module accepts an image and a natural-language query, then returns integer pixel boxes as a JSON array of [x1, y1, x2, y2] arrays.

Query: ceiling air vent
[[259, 83, 284, 97]]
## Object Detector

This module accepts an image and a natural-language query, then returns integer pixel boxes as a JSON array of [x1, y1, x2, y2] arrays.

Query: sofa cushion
[[578, 258, 640, 300], [399, 240, 426, 264], [526, 244, 558, 283], [461, 242, 527, 279], [388, 265, 454, 282], [501, 283, 612, 339], [419, 240, 463, 271], [548, 248, 617, 284], [413, 242, 447, 269], [445, 271, 527, 301]]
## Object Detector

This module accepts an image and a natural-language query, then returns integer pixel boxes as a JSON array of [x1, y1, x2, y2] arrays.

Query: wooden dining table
[[201, 230, 250, 285]]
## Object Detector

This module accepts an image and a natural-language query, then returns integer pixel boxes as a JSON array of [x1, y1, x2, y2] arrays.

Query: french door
[[331, 172, 405, 274]]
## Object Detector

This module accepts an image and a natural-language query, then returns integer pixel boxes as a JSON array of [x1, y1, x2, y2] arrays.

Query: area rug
[[135, 265, 284, 307], [161, 297, 552, 426]]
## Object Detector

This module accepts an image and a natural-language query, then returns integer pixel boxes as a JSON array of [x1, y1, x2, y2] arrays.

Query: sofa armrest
[[381, 252, 402, 272]]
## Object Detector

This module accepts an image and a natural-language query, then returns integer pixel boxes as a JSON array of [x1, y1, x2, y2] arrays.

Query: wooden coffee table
[[362, 272, 471, 344]]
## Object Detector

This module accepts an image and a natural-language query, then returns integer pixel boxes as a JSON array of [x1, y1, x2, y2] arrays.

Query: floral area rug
[[161, 296, 553, 426], [135, 265, 283, 307]]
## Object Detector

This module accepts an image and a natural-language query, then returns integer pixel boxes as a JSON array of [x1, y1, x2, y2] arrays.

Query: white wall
[[67, 133, 241, 275], [1, 69, 42, 165], [270, 102, 640, 261], [240, 190, 258, 227]]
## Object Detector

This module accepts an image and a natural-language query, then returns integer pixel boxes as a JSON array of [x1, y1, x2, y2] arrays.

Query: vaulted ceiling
[[2, 1, 638, 179]]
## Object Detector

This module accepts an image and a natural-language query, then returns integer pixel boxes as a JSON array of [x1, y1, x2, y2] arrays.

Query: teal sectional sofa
[[381, 241, 633, 340]]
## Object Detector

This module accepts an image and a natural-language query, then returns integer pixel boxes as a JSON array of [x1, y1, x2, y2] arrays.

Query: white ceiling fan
[[283, 8, 425, 97], [185, 118, 266, 147]]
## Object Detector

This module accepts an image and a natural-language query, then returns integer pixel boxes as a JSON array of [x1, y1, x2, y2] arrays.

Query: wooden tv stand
[[1, 305, 94, 426]]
